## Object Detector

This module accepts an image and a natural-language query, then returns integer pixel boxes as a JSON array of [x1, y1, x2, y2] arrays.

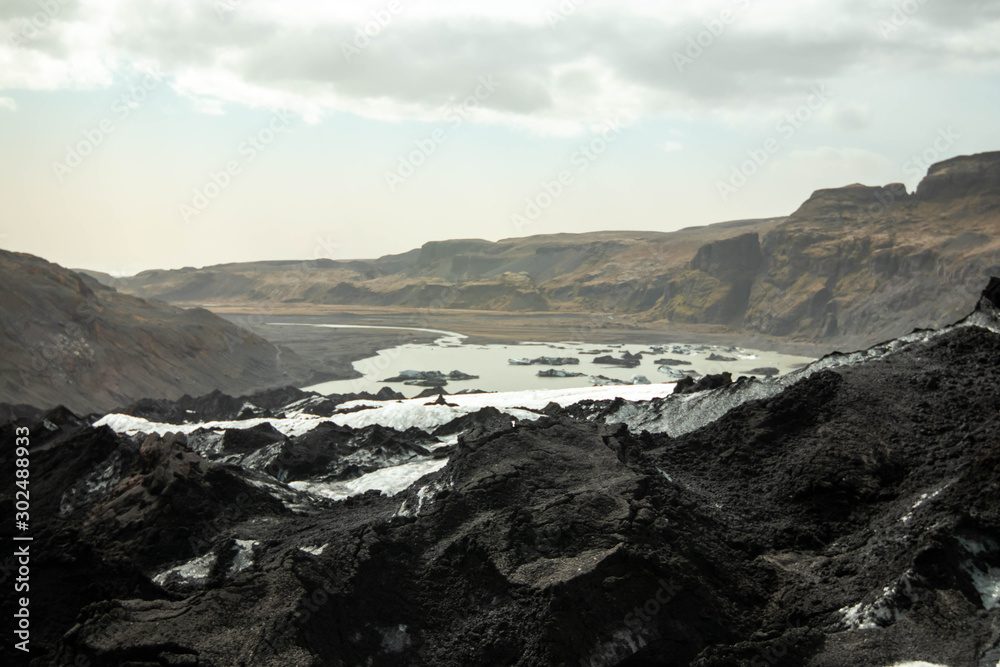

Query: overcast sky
[[1, 0, 998, 274]]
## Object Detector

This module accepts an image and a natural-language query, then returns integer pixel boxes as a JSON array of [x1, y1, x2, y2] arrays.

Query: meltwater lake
[[291, 324, 816, 398]]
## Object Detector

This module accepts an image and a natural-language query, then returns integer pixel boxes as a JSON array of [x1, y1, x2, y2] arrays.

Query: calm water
[[294, 324, 815, 398]]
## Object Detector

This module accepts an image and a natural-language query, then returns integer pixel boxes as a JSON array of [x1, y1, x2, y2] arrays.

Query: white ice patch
[[94, 384, 679, 438], [887, 663, 951, 667], [396, 476, 451, 518], [838, 569, 923, 631], [900, 484, 949, 524], [153, 551, 217, 588], [956, 536, 1000, 610], [300, 544, 326, 556], [380, 624, 411, 653], [93, 413, 329, 438], [229, 539, 258, 575], [964, 563, 1000, 610], [290, 458, 449, 502]]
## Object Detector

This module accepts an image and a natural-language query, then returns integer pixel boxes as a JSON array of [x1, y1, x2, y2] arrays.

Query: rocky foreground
[[2, 282, 1000, 666]]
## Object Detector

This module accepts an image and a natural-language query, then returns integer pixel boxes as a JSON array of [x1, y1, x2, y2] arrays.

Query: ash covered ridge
[[2, 281, 1000, 666]]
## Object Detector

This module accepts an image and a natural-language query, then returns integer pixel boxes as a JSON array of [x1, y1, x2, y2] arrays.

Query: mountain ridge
[[86, 151, 1000, 348], [0, 249, 327, 414]]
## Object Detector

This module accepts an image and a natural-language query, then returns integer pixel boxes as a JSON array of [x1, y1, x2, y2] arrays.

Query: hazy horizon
[[2, 0, 999, 275]]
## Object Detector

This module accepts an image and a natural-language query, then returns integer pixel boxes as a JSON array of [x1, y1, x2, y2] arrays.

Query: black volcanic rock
[[264, 422, 434, 482], [537, 368, 585, 377], [654, 358, 692, 366], [977, 275, 1000, 312], [508, 356, 580, 366], [432, 406, 517, 438], [5, 284, 1000, 666], [674, 372, 733, 394], [594, 352, 642, 368], [222, 421, 287, 454]]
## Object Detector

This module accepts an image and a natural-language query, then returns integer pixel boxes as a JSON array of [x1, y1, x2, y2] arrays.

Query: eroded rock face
[[915, 150, 1000, 201], [3, 291, 1000, 666]]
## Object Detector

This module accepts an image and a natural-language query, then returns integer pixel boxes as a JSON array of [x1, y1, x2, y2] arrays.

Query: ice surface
[[153, 551, 217, 587], [838, 569, 923, 631], [966, 565, 1000, 610], [229, 539, 258, 575], [300, 544, 326, 556], [900, 484, 949, 525], [289, 458, 449, 502], [94, 383, 680, 438]]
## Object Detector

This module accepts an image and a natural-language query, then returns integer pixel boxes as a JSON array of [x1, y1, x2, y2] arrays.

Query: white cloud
[[0, 96, 16, 111], [0, 0, 997, 134], [662, 140, 682, 152]]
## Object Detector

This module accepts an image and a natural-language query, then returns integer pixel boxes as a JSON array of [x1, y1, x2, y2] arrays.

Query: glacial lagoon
[[294, 324, 816, 398]]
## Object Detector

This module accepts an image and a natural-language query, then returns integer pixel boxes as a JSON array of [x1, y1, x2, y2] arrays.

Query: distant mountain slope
[[106, 220, 786, 314], [97, 151, 1000, 347], [0, 249, 319, 413]]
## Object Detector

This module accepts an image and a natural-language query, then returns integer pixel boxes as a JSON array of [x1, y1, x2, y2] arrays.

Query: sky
[[0, 0, 998, 275]]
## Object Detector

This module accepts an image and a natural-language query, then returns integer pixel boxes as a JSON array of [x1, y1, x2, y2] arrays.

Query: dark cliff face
[[678, 232, 764, 324]]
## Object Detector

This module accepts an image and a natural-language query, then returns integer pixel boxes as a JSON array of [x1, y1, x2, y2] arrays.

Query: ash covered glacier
[[3, 281, 1000, 666]]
